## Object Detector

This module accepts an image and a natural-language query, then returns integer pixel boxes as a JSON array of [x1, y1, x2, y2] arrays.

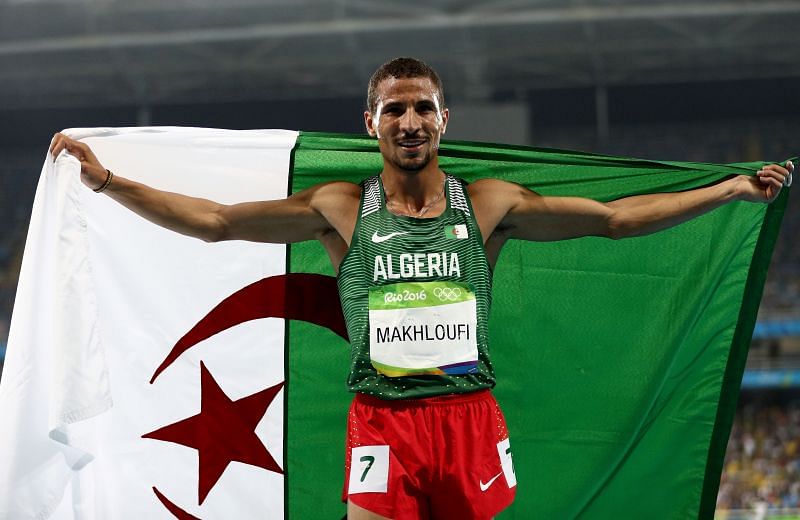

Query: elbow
[[199, 228, 224, 243], [204, 224, 229, 243], [606, 225, 625, 241], [605, 212, 636, 240], [200, 210, 229, 243], [201, 232, 223, 243]]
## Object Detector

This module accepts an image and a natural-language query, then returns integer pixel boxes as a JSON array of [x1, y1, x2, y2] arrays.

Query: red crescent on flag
[[150, 273, 348, 384], [152, 487, 201, 520], [148, 272, 348, 518]]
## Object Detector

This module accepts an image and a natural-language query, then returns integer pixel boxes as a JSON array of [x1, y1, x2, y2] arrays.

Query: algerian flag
[[0, 127, 790, 519]]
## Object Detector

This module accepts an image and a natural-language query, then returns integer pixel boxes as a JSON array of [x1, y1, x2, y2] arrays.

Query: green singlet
[[337, 174, 495, 400]]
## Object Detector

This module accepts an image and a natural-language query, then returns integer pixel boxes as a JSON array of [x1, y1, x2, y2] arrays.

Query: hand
[[49, 132, 110, 191], [738, 161, 794, 203]]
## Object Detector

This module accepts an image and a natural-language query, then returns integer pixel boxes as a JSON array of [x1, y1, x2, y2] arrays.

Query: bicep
[[504, 191, 614, 242], [217, 190, 329, 244]]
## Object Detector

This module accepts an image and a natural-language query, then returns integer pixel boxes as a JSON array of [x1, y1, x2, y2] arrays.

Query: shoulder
[[467, 178, 535, 207], [305, 181, 362, 239], [304, 180, 361, 208], [466, 178, 548, 237], [467, 177, 518, 196], [311, 180, 361, 197]]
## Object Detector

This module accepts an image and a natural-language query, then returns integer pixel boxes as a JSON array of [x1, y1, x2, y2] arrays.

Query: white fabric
[[0, 127, 298, 519]]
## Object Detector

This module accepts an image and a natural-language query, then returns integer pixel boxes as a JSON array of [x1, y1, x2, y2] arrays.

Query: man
[[50, 57, 792, 520]]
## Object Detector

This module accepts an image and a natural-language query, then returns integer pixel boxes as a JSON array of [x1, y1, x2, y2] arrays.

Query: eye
[[382, 105, 403, 115]]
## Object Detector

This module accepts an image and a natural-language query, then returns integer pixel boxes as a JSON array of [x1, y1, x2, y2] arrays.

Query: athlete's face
[[365, 76, 449, 173]]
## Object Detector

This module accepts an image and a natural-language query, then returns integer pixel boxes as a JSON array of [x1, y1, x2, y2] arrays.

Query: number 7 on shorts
[[348, 445, 390, 494]]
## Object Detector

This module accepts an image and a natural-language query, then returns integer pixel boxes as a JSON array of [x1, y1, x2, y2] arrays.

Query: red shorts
[[342, 390, 516, 520]]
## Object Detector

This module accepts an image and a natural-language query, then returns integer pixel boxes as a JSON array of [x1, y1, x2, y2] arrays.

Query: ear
[[364, 110, 377, 137], [440, 107, 449, 134]]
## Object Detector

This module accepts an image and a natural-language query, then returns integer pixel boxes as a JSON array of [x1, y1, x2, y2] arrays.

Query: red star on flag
[[143, 362, 284, 505]]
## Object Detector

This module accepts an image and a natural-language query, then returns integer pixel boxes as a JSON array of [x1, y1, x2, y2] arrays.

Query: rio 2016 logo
[[384, 289, 427, 304]]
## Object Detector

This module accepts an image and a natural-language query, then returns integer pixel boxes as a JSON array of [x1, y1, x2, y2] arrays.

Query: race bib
[[368, 281, 478, 377]]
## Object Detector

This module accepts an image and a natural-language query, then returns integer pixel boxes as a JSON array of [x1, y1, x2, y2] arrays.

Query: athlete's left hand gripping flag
[[0, 127, 300, 519]]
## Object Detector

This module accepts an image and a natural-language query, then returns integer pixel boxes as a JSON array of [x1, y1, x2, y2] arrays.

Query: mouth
[[397, 139, 427, 152]]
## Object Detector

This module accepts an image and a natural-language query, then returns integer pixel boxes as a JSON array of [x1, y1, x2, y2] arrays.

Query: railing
[[753, 320, 800, 339], [716, 508, 800, 520]]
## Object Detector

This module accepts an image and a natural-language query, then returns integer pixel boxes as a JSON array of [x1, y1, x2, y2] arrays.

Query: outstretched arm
[[471, 162, 793, 245], [49, 132, 358, 245]]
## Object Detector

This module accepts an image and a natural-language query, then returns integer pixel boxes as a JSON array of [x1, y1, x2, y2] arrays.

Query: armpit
[[484, 226, 512, 269]]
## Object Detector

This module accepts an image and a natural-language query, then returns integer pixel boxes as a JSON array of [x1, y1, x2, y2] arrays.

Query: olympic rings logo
[[433, 287, 462, 301]]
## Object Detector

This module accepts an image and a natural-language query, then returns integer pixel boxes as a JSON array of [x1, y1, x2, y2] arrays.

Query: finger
[[52, 135, 72, 158], [49, 133, 61, 154], [79, 161, 94, 174], [761, 164, 789, 176], [62, 140, 90, 161], [50, 134, 66, 156], [759, 176, 783, 191], [51, 140, 66, 159], [66, 139, 99, 163], [786, 160, 794, 173], [61, 139, 81, 152], [82, 144, 99, 163], [757, 169, 785, 185], [757, 170, 783, 183], [758, 172, 785, 187]]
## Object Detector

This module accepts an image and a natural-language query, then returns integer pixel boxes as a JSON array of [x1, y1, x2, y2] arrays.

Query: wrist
[[726, 175, 749, 202], [93, 169, 114, 193]]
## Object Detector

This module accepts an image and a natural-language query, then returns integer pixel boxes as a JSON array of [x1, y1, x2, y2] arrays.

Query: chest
[[360, 212, 477, 283]]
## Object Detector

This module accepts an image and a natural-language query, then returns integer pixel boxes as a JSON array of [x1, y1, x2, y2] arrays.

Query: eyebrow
[[381, 101, 403, 111], [380, 98, 437, 111]]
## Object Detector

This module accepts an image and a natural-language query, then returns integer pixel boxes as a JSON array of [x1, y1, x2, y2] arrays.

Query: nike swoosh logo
[[479, 472, 503, 492], [371, 231, 409, 243]]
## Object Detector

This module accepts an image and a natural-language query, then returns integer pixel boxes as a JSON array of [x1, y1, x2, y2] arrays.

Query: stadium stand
[[0, 146, 40, 380], [718, 395, 800, 519]]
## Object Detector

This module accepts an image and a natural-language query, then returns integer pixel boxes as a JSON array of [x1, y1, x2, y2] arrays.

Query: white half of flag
[[0, 127, 298, 519]]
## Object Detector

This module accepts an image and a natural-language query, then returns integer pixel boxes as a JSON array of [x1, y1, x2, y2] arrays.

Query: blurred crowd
[[718, 400, 800, 511], [762, 211, 800, 319]]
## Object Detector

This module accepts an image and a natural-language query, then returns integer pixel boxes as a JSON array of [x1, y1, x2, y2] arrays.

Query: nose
[[398, 108, 421, 134]]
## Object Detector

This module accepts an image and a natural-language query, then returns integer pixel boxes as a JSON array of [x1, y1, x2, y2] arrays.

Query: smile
[[398, 139, 426, 150]]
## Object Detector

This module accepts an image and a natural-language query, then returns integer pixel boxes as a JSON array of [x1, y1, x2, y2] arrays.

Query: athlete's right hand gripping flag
[[0, 127, 793, 519]]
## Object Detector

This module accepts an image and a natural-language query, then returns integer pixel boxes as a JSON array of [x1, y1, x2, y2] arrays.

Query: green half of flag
[[285, 132, 793, 519]]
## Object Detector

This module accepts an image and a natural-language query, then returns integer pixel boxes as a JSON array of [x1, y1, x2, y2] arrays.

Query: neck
[[381, 164, 446, 218], [381, 160, 445, 209]]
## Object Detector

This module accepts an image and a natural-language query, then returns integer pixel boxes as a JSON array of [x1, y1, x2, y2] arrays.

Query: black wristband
[[93, 169, 114, 193]]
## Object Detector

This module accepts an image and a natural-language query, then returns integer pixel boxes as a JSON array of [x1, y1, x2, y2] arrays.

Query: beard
[[390, 154, 430, 172], [383, 141, 436, 172]]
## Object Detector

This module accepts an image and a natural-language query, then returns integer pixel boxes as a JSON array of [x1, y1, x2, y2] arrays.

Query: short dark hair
[[367, 57, 445, 114]]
